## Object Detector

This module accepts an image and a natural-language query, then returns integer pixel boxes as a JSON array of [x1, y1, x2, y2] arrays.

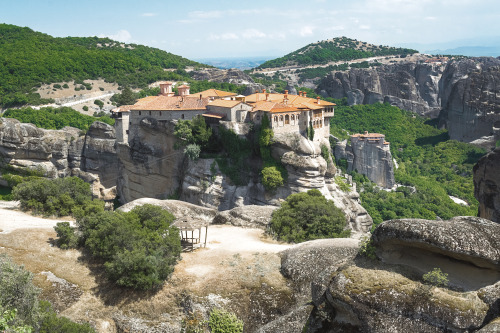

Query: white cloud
[[208, 32, 239, 41], [424, 16, 437, 20], [299, 26, 315, 37], [242, 29, 266, 39], [141, 13, 157, 17], [99, 30, 132, 43], [325, 25, 345, 32], [359, 25, 371, 30]]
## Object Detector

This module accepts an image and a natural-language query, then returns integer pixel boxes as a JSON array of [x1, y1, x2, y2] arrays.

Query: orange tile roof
[[189, 89, 237, 99], [177, 84, 190, 88], [252, 100, 301, 113], [208, 99, 243, 108], [202, 112, 225, 119], [351, 132, 385, 138], [245, 92, 335, 108], [131, 95, 210, 111]]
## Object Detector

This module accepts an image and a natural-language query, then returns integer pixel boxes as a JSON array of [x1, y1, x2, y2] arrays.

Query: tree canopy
[[269, 189, 350, 243]]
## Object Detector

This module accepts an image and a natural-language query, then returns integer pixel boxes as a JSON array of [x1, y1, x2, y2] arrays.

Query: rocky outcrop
[[335, 134, 395, 189], [117, 197, 217, 222], [474, 147, 500, 222], [372, 217, 500, 290], [212, 205, 277, 228], [283, 216, 500, 332], [178, 132, 372, 234], [440, 58, 500, 148], [0, 118, 118, 198], [317, 62, 444, 117]]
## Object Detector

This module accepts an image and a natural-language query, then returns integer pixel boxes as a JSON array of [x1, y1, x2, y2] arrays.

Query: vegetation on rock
[[208, 308, 244, 333], [269, 189, 350, 243], [423, 268, 449, 287], [3, 107, 114, 131], [330, 103, 485, 226]]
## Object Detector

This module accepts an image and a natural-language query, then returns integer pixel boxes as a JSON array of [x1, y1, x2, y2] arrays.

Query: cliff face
[[474, 147, 500, 222], [116, 120, 372, 234], [335, 136, 395, 189], [317, 57, 500, 148], [0, 118, 118, 198], [317, 62, 444, 117], [440, 58, 500, 147]]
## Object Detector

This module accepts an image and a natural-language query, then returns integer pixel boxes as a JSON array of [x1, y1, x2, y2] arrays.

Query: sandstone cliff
[[317, 62, 444, 117], [0, 118, 118, 199], [116, 118, 372, 234], [335, 136, 395, 189], [474, 147, 500, 222], [317, 57, 500, 148]]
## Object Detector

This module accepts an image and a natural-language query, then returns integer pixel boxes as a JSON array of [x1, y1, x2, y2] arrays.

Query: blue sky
[[1, 0, 499, 59]]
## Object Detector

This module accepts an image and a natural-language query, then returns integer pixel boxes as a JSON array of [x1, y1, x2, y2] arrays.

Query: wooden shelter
[[172, 217, 209, 251]]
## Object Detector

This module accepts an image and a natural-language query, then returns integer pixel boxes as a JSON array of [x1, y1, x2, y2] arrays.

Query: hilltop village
[[113, 82, 334, 143]]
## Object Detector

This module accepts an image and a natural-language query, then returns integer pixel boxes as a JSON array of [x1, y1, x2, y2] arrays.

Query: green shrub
[[269, 189, 350, 243], [52, 84, 61, 89], [62, 83, 69, 89], [359, 236, 376, 259], [53, 222, 78, 249], [335, 176, 351, 192], [423, 268, 449, 287], [0, 309, 32, 333], [184, 144, 201, 161], [320, 144, 331, 164], [208, 308, 243, 333], [93, 100, 104, 109], [38, 301, 94, 333], [77, 204, 181, 290], [82, 106, 88, 111], [261, 166, 283, 191], [12, 177, 104, 217]]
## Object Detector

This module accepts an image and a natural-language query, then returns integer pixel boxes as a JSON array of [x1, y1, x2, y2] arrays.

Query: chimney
[[266, 93, 269, 100], [303, 92, 307, 98], [178, 85, 190, 97], [255, 90, 259, 94], [364, 131, 368, 135], [159, 81, 173, 96], [284, 90, 288, 100], [199, 94, 202, 100], [316, 96, 320, 104], [298, 91, 302, 96], [262, 89, 266, 93]]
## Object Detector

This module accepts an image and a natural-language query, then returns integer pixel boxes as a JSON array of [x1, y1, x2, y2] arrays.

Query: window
[[149, 111, 151, 115], [182, 114, 185, 119], [256, 115, 260, 120], [291, 115, 295, 125], [139, 111, 141, 115], [160, 111, 162, 116], [285, 114, 290, 125]]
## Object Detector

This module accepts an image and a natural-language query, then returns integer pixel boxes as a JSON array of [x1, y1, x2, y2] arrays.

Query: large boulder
[[372, 217, 500, 290], [474, 147, 500, 222], [212, 205, 277, 228], [117, 198, 217, 222]]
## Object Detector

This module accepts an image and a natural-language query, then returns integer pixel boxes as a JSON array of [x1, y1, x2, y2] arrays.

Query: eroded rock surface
[[474, 147, 500, 222], [0, 118, 118, 198], [372, 217, 500, 290], [212, 205, 277, 228]]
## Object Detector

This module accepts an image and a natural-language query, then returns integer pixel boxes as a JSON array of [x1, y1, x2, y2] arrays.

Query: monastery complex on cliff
[[113, 81, 335, 143]]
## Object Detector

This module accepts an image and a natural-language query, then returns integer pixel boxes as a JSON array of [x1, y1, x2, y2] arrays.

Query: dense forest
[[0, 24, 205, 108], [3, 107, 114, 130], [330, 103, 486, 227], [257, 36, 417, 69]]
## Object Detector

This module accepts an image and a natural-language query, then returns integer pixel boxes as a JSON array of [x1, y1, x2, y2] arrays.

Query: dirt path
[[0, 201, 296, 332]]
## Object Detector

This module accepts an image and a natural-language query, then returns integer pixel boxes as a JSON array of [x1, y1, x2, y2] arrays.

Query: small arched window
[[285, 115, 290, 125], [139, 111, 141, 115], [182, 114, 185, 119]]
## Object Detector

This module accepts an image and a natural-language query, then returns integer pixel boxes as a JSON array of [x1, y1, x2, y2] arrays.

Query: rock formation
[[270, 216, 500, 332], [335, 133, 395, 189], [0, 118, 118, 198], [317, 57, 500, 148], [317, 62, 444, 117], [439, 58, 500, 148], [474, 147, 500, 222]]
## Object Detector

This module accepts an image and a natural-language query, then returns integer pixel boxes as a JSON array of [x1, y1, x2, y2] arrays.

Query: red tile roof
[[131, 95, 210, 111]]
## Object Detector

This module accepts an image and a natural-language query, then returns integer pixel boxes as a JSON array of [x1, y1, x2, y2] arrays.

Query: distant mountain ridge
[[0, 24, 207, 108], [257, 36, 418, 69]]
